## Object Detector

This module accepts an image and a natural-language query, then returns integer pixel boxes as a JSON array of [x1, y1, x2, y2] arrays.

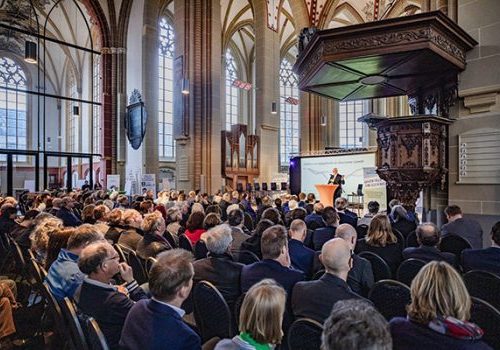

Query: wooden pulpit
[[315, 184, 338, 207]]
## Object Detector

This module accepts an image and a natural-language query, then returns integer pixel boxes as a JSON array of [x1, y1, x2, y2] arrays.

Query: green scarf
[[239, 332, 272, 350]]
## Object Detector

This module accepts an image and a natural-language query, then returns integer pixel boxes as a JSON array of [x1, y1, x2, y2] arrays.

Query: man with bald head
[[291, 238, 363, 323], [335, 224, 374, 296]]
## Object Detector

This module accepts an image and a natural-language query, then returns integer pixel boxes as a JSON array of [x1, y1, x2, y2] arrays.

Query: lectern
[[314, 184, 338, 207]]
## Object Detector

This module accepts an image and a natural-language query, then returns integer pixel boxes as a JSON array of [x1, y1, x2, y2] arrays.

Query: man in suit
[[462, 221, 500, 276], [77, 242, 147, 349], [56, 197, 82, 227], [288, 219, 315, 278], [327, 167, 345, 200], [241, 225, 304, 297], [291, 238, 362, 323], [335, 197, 358, 228], [441, 205, 483, 249], [313, 206, 339, 251], [305, 202, 325, 230], [120, 249, 201, 350], [402, 223, 457, 267], [335, 224, 374, 297]]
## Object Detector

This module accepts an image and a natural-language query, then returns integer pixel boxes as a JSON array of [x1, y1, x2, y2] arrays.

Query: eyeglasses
[[104, 254, 120, 262]]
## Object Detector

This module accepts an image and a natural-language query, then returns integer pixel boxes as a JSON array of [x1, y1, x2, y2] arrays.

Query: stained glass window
[[279, 58, 299, 169], [158, 17, 175, 159], [225, 49, 239, 130]]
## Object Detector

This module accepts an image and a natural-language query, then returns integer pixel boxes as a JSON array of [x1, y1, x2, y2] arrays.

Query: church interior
[[0, 0, 499, 349]]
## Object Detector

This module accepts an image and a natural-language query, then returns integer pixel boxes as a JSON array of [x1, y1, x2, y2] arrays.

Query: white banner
[[141, 174, 156, 197], [107, 174, 120, 190], [363, 167, 387, 214]]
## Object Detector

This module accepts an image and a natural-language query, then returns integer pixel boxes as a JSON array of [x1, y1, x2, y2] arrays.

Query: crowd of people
[[0, 188, 498, 349]]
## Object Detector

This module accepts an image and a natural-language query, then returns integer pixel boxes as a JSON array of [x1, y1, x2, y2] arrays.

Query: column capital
[[101, 47, 127, 55]]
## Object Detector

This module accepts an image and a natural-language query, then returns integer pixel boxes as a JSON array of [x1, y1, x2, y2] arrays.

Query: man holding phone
[[77, 242, 147, 349]]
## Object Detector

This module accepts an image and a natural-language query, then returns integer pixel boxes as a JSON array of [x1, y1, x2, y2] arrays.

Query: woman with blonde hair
[[215, 279, 286, 350], [355, 214, 402, 275], [390, 261, 491, 350]]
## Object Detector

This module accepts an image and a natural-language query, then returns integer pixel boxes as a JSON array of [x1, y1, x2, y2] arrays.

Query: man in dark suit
[[241, 225, 305, 297], [462, 221, 500, 276], [120, 249, 201, 350], [313, 206, 339, 251], [335, 197, 358, 228], [327, 167, 345, 200], [305, 202, 325, 230], [402, 223, 457, 267], [335, 224, 374, 297], [288, 219, 315, 278], [441, 205, 483, 249], [77, 242, 147, 349], [291, 238, 363, 323], [56, 197, 82, 227]]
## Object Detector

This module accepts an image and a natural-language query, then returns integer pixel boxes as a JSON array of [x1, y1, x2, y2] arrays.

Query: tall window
[[0, 57, 27, 162], [279, 58, 299, 169], [66, 69, 79, 152], [339, 100, 366, 148], [225, 49, 238, 130], [93, 55, 101, 156], [158, 17, 175, 159]]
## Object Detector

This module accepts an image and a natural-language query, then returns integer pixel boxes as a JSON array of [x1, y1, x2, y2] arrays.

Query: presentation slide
[[300, 152, 376, 197]]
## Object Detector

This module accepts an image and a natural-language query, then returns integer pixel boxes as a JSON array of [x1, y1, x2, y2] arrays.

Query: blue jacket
[[288, 239, 315, 277], [56, 207, 82, 227], [120, 299, 201, 350], [45, 249, 84, 300], [462, 247, 500, 276], [304, 213, 325, 230]]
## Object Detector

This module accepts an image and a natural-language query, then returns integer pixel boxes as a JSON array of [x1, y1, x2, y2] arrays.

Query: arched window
[[0, 57, 27, 161], [93, 55, 101, 156], [279, 58, 299, 169], [338, 100, 367, 148], [158, 17, 175, 160], [225, 49, 239, 130], [66, 69, 79, 152]]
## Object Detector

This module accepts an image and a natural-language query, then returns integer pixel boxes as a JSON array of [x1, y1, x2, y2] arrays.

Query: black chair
[[312, 269, 325, 280], [405, 230, 418, 248], [193, 280, 233, 342], [194, 240, 209, 260], [145, 257, 157, 274], [86, 317, 109, 350], [470, 297, 500, 350], [288, 318, 323, 350], [163, 230, 178, 248], [232, 250, 260, 265], [358, 251, 392, 281], [10, 238, 27, 277], [60, 297, 88, 350], [28, 258, 44, 286], [178, 234, 193, 252], [232, 293, 245, 329], [463, 270, 500, 310], [127, 250, 148, 285], [368, 280, 411, 321], [392, 229, 405, 249], [41, 282, 73, 349], [113, 244, 129, 263], [439, 234, 472, 257], [356, 224, 368, 240], [304, 229, 314, 249], [396, 258, 426, 286]]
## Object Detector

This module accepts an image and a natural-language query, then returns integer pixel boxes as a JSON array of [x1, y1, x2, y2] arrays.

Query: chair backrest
[[470, 297, 500, 350], [28, 258, 44, 286], [233, 250, 260, 265], [145, 257, 157, 274], [41, 282, 73, 347], [85, 317, 110, 350], [127, 249, 148, 285], [163, 230, 178, 248], [194, 240, 209, 260], [60, 297, 89, 350], [358, 251, 392, 281], [356, 224, 368, 240], [288, 318, 323, 350], [368, 279, 411, 321], [463, 270, 500, 310], [439, 234, 472, 257], [10, 238, 27, 274], [304, 229, 314, 249], [396, 258, 426, 286], [405, 230, 418, 248], [312, 269, 325, 280], [392, 229, 405, 248], [193, 280, 233, 342], [233, 293, 246, 329], [113, 244, 129, 263], [178, 234, 193, 252]]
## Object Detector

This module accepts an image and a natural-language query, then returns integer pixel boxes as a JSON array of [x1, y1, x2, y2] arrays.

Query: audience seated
[[240, 219, 274, 259], [0, 282, 17, 349], [335, 198, 358, 228], [292, 238, 363, 323], [390, 261, 491, 350], [77, 242, 147, 348], [288, 219, 315, 278], [11, 209, 39, 250], [136, 211, 171, 259], [45, 224, 104, 300], [44, 227, 75, 270], [305, 202, 325, 230], [193, 224, 243, 310], [105, 208, 125, 243], [0, 205, 20, 239], [30, 214, 63, 263], [391, 205, 417, 238], [215, 279, 286, 350], [462, 221, 500, 275], [93, 204, 110, 233], [357, 201, 380, 227], [203, 212, 222, 230], [184, 211, 206, 245], [120, 249, 201, 350], [335, 224, 374, 297], [442, 205, 483, 249], [402, 222, 457, 266], [313, 206, 338, 251], [322, 299, 391, 350], [355, 214, 403, 275], [56, 197, 82, 227], [227, 209, 251, 251], [118, 209, 144, 251]]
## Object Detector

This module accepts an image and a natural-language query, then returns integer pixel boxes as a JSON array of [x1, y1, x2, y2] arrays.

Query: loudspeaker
[[281, 182, 288, 191], [357, 184, 363, 196], [254, 183, 260, 191], [262, 183, 268, 191], [270, 182, 277, 191], [246, 183, 252, 192], [236, 183, 243, 192]]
